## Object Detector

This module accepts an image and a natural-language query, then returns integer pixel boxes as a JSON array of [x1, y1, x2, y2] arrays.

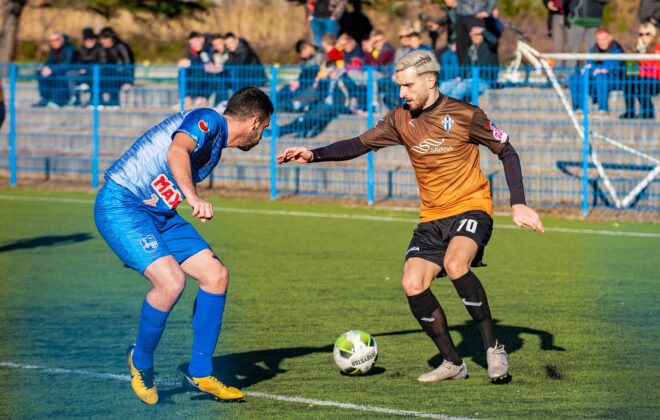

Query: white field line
[[1, 194, 659, 239], [0, 361, 469, 419]]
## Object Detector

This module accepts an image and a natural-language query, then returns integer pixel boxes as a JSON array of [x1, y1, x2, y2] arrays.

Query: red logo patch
[[198, 120, 209, 132]]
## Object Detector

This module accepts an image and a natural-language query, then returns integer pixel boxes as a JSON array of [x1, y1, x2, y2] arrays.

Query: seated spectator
[[178, 31, 213, 108], [569, 28, 624, 114], [0, 79, 4, 130], [395, 25, 414, 62], [98, 27, 134, 108], [33, 32, 79, 108], [621, 23, 660, 119], [278, 39, 324, 111], [73, 28, 103, 106], [322, 33, 344, 67], [439, 25, 499, 102], [408, 32, 433, 53], [438, 42, 460, 83], [337, 33, 364, 69], [205, 34, 230, 106], [279, 64, 365, 138], [224, 32, 268, 91], [363, 29, 395, 67]]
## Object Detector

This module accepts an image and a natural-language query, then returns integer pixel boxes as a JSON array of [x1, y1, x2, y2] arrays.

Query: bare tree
[[0, 0, 28, 62]]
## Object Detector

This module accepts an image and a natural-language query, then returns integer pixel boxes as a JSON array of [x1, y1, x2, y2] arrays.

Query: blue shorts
[[94, 180, 209, 274]]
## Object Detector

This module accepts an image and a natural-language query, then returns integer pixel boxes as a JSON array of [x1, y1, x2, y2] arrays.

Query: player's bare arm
[[167, 132, 213, 222], [277, 138, 371, 164]]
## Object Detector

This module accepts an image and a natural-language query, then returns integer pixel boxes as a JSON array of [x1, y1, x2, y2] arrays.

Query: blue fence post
[[8, 64, 16, 186], [581, 68, 590, 215], [471, 66, 480, 106], [91, 65, 100, 189], [270, 65, 279, 201], [178, 67, 186, 111], [366, 65, 374, 205]]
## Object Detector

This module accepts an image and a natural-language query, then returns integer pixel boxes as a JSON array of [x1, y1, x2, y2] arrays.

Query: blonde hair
[[395, 50, 440, 76], [636, 23, 658, 53]]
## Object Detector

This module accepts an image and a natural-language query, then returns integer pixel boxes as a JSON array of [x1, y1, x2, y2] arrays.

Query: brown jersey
[[359, 94, 509, 222]]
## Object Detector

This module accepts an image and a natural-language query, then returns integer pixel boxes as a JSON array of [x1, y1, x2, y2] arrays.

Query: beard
[[237, 130, 261, 151], [406, 92, 429, 113]]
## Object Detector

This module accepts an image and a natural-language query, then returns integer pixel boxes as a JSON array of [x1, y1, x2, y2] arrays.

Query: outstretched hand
[[511, 204, 544, 232], [276, 147, 313, 164]]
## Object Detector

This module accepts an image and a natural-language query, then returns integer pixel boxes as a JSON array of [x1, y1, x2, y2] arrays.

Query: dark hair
[[211, 33, 224, 41], [224, 87, 274, 121], [188, 31, 201, 39], [82, 28, 96, 40], [99, 27, 116, 39], [224, 32, 236, 39], [295, 39, 312, 54]]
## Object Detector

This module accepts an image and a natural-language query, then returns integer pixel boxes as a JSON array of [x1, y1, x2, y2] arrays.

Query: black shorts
[[404, 210, 493, 277]]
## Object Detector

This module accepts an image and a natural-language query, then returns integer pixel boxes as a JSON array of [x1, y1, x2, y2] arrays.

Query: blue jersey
[[105, 108, 228, 213]]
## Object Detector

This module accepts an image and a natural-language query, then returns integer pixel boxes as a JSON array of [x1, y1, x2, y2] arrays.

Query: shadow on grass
[[0, 233, 93, 252], [161, 321, 563, 402]]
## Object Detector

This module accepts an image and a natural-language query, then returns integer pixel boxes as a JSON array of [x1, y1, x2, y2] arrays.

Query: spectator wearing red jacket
[[621, 23, 660, 119]]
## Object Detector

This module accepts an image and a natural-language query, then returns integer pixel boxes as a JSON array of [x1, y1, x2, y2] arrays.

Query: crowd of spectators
[[33, 27, 134, 109], [25, 1, 660, 121]]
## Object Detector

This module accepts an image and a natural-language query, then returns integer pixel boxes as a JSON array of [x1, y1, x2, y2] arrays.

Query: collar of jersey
[[408, 93, 446, 119]]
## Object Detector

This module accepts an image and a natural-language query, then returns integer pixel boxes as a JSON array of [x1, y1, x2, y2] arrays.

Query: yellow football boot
[[127, 346, 158, 405], [185, 374, 244, 401]]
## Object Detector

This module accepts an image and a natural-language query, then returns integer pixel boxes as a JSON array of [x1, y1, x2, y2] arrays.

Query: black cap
[[82, 28, 96, 40]]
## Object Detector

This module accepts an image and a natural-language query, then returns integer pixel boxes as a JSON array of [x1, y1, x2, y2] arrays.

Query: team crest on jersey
[[198, 120, 209, 132], [140, 235, 159, 252], [442, 115, 454, 133], [151, 174, 183, 209], [410, 138, 454, 154]]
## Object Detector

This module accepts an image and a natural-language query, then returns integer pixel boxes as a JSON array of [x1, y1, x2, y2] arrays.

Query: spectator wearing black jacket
[[73, 28, 103, 106], [565, 0, 608, 57], [33, 32, 79, 108], [639, 0, 660, 28], [224, 33, 267, 92], [178, 31, 213, 108], [0, 80, 4, 130], [98, 27, 134, 107]]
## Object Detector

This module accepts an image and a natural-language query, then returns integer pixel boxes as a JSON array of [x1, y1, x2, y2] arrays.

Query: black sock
[[452, 271, 497, 350], [407, 289, 462, 365]]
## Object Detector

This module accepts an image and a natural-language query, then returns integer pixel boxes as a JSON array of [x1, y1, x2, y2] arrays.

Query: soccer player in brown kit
[[277, 50, 544, 383]]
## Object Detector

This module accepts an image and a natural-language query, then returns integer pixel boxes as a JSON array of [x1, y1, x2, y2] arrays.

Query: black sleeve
[[310, 137, 371, 162], [498, 142, 526, 206]]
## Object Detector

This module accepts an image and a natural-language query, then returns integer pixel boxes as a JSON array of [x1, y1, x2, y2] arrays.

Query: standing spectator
[[639, 0, 660, 28], [621, 23, 660, 119], [278, 39, 324, 111], [455, 0, 498, 65], [73, 28, 103, 106], [0, 80, 4, 130], [363, 29, 395, 66], [178, 32, 213, 108], [439, 25, 500, 102], [98, 27, 134, 108], [565, 0, 609, 60], [224, 32, 268, 91], [33, 32, 79, 108], [568, 28, 624, 114], [543, 0, 566, 53], [338, 0, 372, 43], [307, 0, 347, 48], [426, 0, 458, 50]]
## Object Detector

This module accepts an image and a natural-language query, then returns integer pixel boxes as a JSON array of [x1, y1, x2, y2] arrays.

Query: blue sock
[[132, 299, 170, 370], [188, 288, 226, 377]]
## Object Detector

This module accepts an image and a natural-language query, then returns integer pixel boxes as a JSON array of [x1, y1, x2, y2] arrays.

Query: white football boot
[[486, 341, 509, 381], [417, 359, 468, 382]]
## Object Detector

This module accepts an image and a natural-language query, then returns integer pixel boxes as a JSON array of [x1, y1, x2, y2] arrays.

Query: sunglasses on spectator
[[399, 34, 412, 39], [639, 32, 653, 36]]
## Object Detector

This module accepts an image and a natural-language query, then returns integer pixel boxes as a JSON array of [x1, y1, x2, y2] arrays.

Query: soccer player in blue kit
[[94, 87, 273, 404]]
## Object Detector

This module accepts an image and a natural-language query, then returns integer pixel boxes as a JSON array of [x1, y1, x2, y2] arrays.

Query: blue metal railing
[[1, 62, 659, 213]]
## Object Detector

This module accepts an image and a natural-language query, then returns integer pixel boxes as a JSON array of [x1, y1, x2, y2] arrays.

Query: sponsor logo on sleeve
[[151, 174, 183, 209], [198, 120, 209, 132], [485, 121, 508, 143]]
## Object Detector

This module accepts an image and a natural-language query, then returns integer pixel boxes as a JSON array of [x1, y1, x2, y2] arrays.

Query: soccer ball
[[333, 330, 378, 375]]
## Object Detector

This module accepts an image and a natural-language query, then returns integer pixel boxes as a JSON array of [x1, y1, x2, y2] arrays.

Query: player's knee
[[160, 274, 186, 304], [443, 257, 469, 280], [401, 273, 425, 296], [200, 263, 229, 293]]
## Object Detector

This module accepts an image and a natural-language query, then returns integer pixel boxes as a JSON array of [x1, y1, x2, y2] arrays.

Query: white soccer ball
[[333, 330, 378, 375]]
